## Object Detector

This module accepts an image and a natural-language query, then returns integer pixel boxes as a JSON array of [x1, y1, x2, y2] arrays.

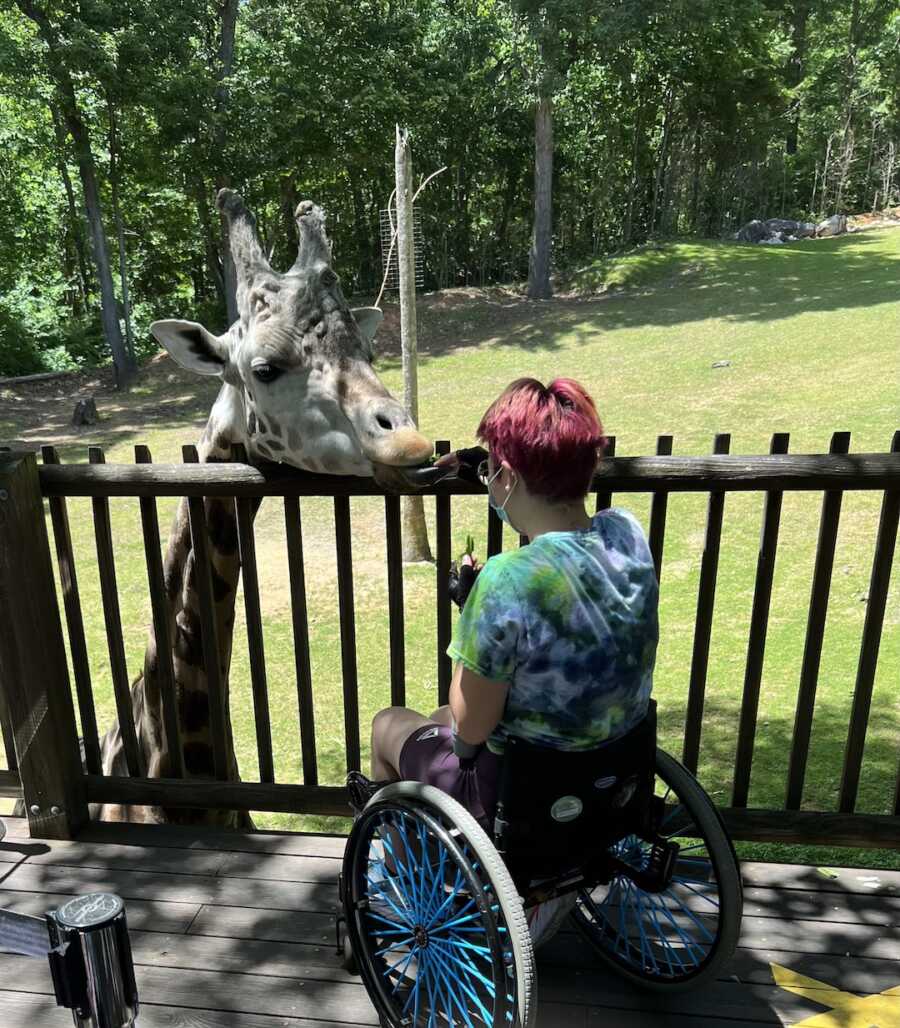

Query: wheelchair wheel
[[572, 748, 742, 991], [342, 781, 535, 1027]]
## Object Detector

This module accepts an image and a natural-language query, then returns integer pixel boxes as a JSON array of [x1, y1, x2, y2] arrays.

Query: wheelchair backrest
[[494, 701, 657, 882]]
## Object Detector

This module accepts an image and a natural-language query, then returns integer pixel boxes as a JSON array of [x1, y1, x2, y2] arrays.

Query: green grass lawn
[[2, 227, 899, 868]]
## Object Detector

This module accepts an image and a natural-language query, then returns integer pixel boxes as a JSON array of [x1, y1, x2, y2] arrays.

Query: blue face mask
[[486, 465, 517, 526]]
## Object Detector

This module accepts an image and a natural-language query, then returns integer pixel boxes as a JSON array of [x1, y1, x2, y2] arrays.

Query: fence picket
[[839, 430, 900, 813], [682, 433, 731, 774], [731, 433, 790, 808], [648, 435, 674, 581], [595, 435, 616, 511], [41, 445, 100, 774], [182, 444, 229, 782], [334, 496, 361, 772], [284, 495, 317, 786], [384, 495, 406, 707], [134, 446, 184, 779], [89, 446, 144, 778], [435, 441, 453, 706], [232, 445, 274, 784], [785, 431, 852, 810]]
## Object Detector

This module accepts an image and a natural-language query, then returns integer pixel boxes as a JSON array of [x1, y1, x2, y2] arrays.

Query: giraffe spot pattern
[[180, 688, 210, 732], [183, 741, 216, 776], [174, 607, 202, 666], [207, 500, 238, 556], [210, 564, 232, 602]]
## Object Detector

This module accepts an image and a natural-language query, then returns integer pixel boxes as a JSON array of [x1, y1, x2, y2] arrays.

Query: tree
[[395, 126, 433, 563], [13, 0, 136, 385]]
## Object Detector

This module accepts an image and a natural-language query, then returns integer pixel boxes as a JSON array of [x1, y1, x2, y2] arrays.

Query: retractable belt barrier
[[0, 892, 139, 1027]]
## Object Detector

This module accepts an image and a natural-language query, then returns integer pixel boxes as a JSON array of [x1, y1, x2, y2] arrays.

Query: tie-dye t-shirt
[[447, 508, 659, 755]]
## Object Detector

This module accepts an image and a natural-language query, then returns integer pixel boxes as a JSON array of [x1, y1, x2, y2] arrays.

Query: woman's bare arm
[[449, 661, 509, 744]]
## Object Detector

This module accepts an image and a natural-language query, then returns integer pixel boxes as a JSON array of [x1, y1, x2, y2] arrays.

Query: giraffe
[[97, 189, 433, 827]]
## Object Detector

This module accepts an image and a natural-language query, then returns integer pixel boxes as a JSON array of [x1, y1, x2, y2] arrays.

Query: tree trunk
[[527, 94, 553, 299], [17, 0, 135, 387], [192, 175, 225, 306], [107, 98, 135, 362], [215, 0, 239, 324], [395, 126, 433, 563], [785, 1, 809, 156], [50, 102, 91, 312], [650, 83, 675, 235]]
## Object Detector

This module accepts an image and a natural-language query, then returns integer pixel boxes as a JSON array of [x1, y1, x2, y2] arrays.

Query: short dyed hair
[[477, 378, 607, 502]]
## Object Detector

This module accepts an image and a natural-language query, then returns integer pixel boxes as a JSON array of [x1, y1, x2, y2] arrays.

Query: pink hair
[[477, 378, 607, 501]]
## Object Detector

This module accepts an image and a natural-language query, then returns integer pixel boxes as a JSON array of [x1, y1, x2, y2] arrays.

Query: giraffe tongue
[[372, 461, 453, 491]]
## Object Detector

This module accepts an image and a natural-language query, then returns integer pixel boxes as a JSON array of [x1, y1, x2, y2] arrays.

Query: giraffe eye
[[252, 363, 283, 384]]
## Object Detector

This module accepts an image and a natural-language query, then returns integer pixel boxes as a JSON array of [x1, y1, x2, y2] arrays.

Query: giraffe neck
[[107, 383, 255, 826]]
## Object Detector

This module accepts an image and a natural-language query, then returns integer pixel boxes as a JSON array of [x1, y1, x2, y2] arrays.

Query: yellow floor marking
[[771, 962, 900, 1027]]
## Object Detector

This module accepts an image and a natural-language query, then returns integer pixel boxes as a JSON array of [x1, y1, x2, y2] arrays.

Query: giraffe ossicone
[[97, 192, 433, 828]]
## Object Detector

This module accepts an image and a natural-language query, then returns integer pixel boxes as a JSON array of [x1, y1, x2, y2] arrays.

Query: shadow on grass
[[373, 230, 900, 369]]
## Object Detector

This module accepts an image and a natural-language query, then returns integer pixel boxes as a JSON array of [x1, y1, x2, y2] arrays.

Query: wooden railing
[[0, 435, 898, 846]]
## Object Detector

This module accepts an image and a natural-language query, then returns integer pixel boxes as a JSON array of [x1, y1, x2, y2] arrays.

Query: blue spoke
[[365, 910, 412, 933], [642, 892, 680, 976], [647, 890, 705, 967], [428, 942, 486, 1028], [662, 886, 716, 945], [366, 873, 414, 924], [426, 946, 478, 1028], [673, 879, 720, 908], [428, 937, 496, 1024], [383, 946, 417, 991], [426, 867, 468, 929], [423, 841, 449, 925], [429, 896, 479, 937], [375, 937, 415, 957], [429, 935, 497, 992], [381, 822, 420, 918]]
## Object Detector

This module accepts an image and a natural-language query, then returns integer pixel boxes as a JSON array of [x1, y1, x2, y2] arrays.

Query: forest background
[[0, 0, 898, 381]]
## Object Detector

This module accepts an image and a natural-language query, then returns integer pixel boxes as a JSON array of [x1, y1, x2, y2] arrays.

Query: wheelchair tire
[[572, 748, 742, 992], [342, 781, 536, 1027]]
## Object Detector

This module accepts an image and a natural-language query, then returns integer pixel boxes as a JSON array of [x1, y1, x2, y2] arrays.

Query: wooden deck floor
[[0, 815, 898, 1027]]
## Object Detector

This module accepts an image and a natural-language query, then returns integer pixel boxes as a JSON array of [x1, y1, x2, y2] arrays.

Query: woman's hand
[[435, 446, 488, 485], [448, 552, 483, 610]]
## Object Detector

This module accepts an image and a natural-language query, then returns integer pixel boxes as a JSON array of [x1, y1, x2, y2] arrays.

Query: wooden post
[[396, 125, 433, 563], [0, 453, 88, 839]]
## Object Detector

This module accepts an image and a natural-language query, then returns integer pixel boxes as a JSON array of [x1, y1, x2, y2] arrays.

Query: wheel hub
[[413, 924, 429, 948]]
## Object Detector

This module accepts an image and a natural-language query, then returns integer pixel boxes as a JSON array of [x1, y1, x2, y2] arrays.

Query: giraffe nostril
[[376, 414, 393, 432]]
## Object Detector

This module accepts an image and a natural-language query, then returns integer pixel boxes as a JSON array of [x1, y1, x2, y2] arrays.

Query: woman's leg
[[428, 704, 453, 727], [370, 707, 433, 779]]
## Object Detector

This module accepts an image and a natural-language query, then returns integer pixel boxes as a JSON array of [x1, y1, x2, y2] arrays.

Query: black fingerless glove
[[448, 561, 481, 611], [454, 446, 489, 485]]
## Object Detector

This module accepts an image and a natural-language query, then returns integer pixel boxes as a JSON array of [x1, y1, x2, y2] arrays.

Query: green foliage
[[0, 0, 898, 375]]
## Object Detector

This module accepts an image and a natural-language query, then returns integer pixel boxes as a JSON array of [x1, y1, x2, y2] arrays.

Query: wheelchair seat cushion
[[495, 702, 657, 880]]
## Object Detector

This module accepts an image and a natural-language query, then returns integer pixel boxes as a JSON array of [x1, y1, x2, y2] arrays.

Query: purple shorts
[[399, 724, 502, 830]]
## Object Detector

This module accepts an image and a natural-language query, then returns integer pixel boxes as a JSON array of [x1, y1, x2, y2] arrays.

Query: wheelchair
[[336, 702, 743, 1027]]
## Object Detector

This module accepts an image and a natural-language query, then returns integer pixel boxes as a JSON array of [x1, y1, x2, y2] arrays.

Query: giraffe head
[[150, 190, 432, 485]]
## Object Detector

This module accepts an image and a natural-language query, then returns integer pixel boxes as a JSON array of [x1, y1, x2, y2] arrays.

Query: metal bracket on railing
[[0, 893, 139, 1027]]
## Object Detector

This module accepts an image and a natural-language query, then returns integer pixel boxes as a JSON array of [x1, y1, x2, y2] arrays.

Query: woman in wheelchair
[[340, 379, 742, 1026], [360, 378, 658, 838]]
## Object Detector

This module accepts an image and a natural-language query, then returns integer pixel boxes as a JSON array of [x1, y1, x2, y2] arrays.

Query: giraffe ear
[[351, 307, 383, 344], [150, 320, 229, 377]]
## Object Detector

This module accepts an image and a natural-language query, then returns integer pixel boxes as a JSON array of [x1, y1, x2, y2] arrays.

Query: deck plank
[[0, 861, 340, 914], [2, 821, 899, 1027], [0, 990, 354, 1028], [0, 888, 199, 933]]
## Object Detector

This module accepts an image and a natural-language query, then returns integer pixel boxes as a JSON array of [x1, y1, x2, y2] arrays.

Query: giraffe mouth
[[372, 461, 454, 491]]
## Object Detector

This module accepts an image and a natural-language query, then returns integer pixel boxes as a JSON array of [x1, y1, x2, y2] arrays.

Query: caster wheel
[[341, 932, 359, 975]]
